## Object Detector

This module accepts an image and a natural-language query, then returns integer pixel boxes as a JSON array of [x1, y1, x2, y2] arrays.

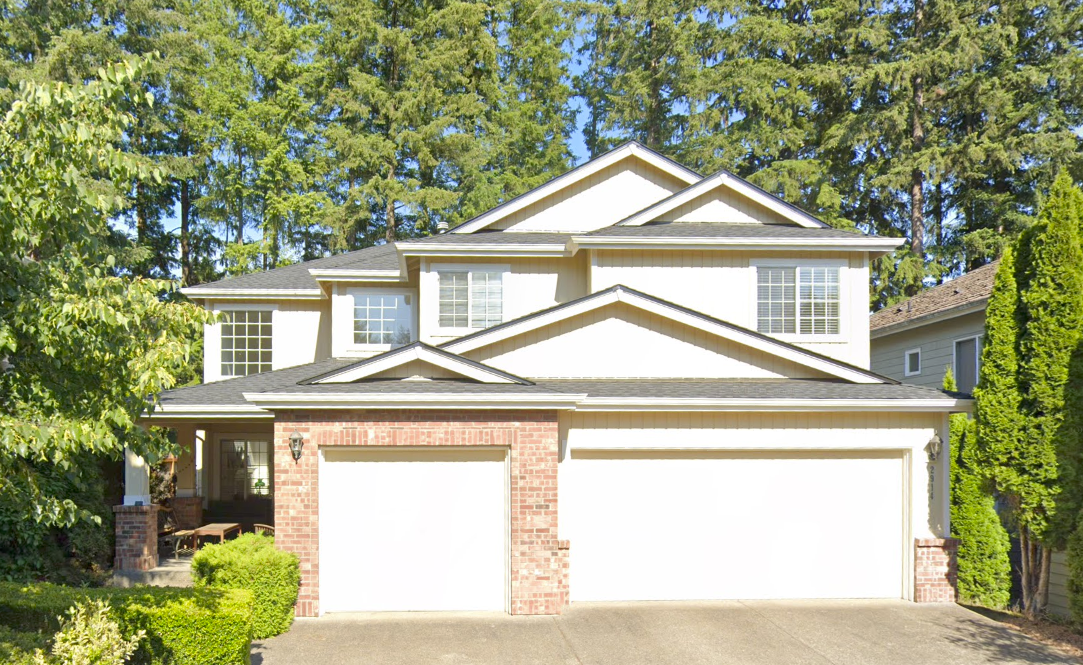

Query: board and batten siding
[[419, 254, 589, 345], [492, 158, 689, 233], [870, 311, 985, 388], [203, 299, 332, 383], [589, 250, 870, 368], [560, 410, 950, 544], [465, 302, 833, 379]]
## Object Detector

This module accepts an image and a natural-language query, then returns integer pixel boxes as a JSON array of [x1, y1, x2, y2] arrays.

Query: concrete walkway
[[252, 600, 1078, 665]]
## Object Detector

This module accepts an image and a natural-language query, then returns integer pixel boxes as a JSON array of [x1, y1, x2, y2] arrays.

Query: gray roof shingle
[[870, 260, 999, 332], [581, 222, 871, 240]]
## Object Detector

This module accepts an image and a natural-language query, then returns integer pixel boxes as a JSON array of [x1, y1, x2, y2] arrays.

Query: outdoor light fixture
[[925, 434, 942, 463], [288, 431, 305, 462]]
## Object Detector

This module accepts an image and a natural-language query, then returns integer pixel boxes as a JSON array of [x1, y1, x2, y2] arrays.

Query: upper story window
[[756, 266, 840, 336], [221, 309, 272, 377], [905, 348, 921, 377], [438, 270, 503, 329], [354, 293, 414, 347]]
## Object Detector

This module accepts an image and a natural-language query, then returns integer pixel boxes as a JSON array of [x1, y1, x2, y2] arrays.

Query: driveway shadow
[[942, 614, 1077, 664]]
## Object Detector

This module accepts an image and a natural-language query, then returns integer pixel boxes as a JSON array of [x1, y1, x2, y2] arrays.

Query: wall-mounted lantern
[[289, 431, 305, 462], [925, 434, 943, 463]]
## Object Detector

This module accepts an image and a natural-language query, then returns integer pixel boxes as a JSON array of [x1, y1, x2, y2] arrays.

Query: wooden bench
[[165, 529, 197, 559]]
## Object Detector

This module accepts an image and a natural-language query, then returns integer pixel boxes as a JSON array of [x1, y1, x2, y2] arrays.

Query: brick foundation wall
[[915, 537, 959, 603], [172, 497, 203, 529], [113, 505, 159, 571], [273, 410, 564, 617]]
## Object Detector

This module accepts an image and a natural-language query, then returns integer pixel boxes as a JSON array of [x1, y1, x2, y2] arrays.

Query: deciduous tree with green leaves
[[0, 60, 211, 532]]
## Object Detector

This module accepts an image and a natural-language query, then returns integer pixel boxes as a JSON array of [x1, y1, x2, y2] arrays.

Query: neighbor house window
[[220, 439, 271, 500], [438, 270, 503, 329], [220, 309, 272, 377], [354, 293, 414, 347], [954, 337, 981, 394], [905, 349, 921, 377], [756, 266, 840, 335]]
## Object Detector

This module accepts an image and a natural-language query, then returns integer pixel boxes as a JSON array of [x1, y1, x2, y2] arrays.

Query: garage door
[[561, 450, 905, 602], [319, 448, 507, 612]]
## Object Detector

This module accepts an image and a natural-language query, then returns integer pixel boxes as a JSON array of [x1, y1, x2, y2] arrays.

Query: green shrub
[[0, 582, 252, 665], [36, 599, 144, 665], [192, 534, 299, 639], [0, 625, 48, 665]]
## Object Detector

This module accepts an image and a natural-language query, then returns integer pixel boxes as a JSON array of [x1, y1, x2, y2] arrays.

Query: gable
[[663, 187, 795, 225], [307, 343, 531, 384], [463, 302, 836, 380], [492, 156, 693, 233]]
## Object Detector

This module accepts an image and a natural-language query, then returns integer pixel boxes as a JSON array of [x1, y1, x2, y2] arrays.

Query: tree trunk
[[180, 180, 192, 287], [910, 0, 926, 259], [1019, 527, 1050, 618]]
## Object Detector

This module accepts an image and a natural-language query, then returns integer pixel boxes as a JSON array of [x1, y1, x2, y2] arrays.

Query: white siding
[[493, 157, 689, 233], [590, 250, 871, 367], [419, 255, 589, 345], [467, 302, 831, 379], [203, 299, 331, 383], [665, 187, 793, 225], [870, 312, 985, 388], [1050, 550, 1071, 618]]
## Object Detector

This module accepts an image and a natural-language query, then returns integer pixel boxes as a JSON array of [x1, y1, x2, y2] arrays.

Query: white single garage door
[[319, 448, 507, 612], [561, 450, 905, 602]]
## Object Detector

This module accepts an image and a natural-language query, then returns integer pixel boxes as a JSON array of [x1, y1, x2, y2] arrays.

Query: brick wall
[[172, 497, 203, 529], [915, 537, 959, 603], [273, 410, 564, 617], [113, 505, 159, 571]]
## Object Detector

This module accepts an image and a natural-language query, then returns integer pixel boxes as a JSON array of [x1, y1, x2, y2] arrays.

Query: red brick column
[[172, 497, 203, 529], [273, 410, 562, 617], [113, 505, 159, 571], [915, 537, 959, 603]]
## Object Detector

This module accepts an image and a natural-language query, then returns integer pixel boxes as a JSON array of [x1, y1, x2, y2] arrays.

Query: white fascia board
[[443, 287, 884, 384], [142, 404, 274, 420], [869, 301, 989, 340], [396, 244, 572, 258], [314, 346, 518, 384], [179, 288, 325, 300], [618, 171, 827, 229], [574, 398, 972, 413], [309, 269, 403, 282], [242, 392, 586, 410], [450, 143, 701, 234], [568, 236, 903, 254]]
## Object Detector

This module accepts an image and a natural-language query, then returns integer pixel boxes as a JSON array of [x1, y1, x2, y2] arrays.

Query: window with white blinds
[[438, 270, 503, 329], [756, 266, 841, 336]]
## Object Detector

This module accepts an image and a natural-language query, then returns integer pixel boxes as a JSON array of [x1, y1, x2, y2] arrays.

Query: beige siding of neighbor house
[[560, 410, 950, 543], [492, 158, 690, 233], [419, 254, 589, 345], [465, 301, 834, 380], [663, 187, 793, 225], [203, 298, 332, 383], [870, 311, 985, 388], [589, 250, 870, 367], [1050, 551, 1071, 618]]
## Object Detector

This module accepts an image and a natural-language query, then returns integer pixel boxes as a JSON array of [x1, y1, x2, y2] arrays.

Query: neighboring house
[[870, 261, 1070, 617], [118, 141, 969, 617]]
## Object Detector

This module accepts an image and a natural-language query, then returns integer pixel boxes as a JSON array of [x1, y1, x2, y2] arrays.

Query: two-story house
[[118, 141, 968, 617]]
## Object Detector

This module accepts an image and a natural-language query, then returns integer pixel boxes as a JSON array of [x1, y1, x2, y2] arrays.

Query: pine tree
[[947, 369, 1011, 609]]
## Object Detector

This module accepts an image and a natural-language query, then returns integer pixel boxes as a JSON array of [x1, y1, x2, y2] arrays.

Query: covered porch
[[119, 417, 276, 573]]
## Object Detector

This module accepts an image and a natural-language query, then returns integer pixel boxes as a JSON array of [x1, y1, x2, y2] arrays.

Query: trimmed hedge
[[193, 533, 299, 640], [0, 582, 253, 665], [0, 624, 47, 664]]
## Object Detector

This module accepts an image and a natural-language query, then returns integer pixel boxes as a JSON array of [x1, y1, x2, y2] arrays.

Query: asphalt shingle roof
[[870, 260, 999, 332], [581, 222, 871, 240]]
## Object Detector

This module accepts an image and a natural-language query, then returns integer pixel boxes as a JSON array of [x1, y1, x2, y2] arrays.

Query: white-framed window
[[905, 348, 921, 377], [437, 268, 504, 330], [219, 439, 272, 500], [755, 264, 841, 336], [352, 291, 414, 348], [954, 336, 981, 394], [220, 309, 273, 377]]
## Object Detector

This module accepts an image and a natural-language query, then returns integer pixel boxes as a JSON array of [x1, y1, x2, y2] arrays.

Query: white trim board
[[309, 344, 531, 385], [441, 286, 888, 385], [449, 142, 701, 234], [616, 171, 828, 229], [180, 288, 325, 300], [241, 393, 585, 410]]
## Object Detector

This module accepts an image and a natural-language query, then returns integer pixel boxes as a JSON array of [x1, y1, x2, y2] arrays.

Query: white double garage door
[[319, 447, 906, 613]]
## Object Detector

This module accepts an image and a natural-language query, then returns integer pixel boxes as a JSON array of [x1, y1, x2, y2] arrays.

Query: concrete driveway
[[252, 600, 1077, 665]]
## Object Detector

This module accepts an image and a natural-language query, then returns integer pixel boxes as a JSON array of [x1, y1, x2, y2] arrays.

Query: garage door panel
[[562, 451, 904, 602], [320, 448, 507, 613]]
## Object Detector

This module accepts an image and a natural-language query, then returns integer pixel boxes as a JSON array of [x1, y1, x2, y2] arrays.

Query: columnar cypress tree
[[947, 369, 1011, 608]]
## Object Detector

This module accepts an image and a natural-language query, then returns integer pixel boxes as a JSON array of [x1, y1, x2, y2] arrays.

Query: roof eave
[[569, 236, 903, 255], [179, 288, 326, 300], [574, 397, 972, 413], [870, 300, 989, 339], [240, 392, 586, 410]]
